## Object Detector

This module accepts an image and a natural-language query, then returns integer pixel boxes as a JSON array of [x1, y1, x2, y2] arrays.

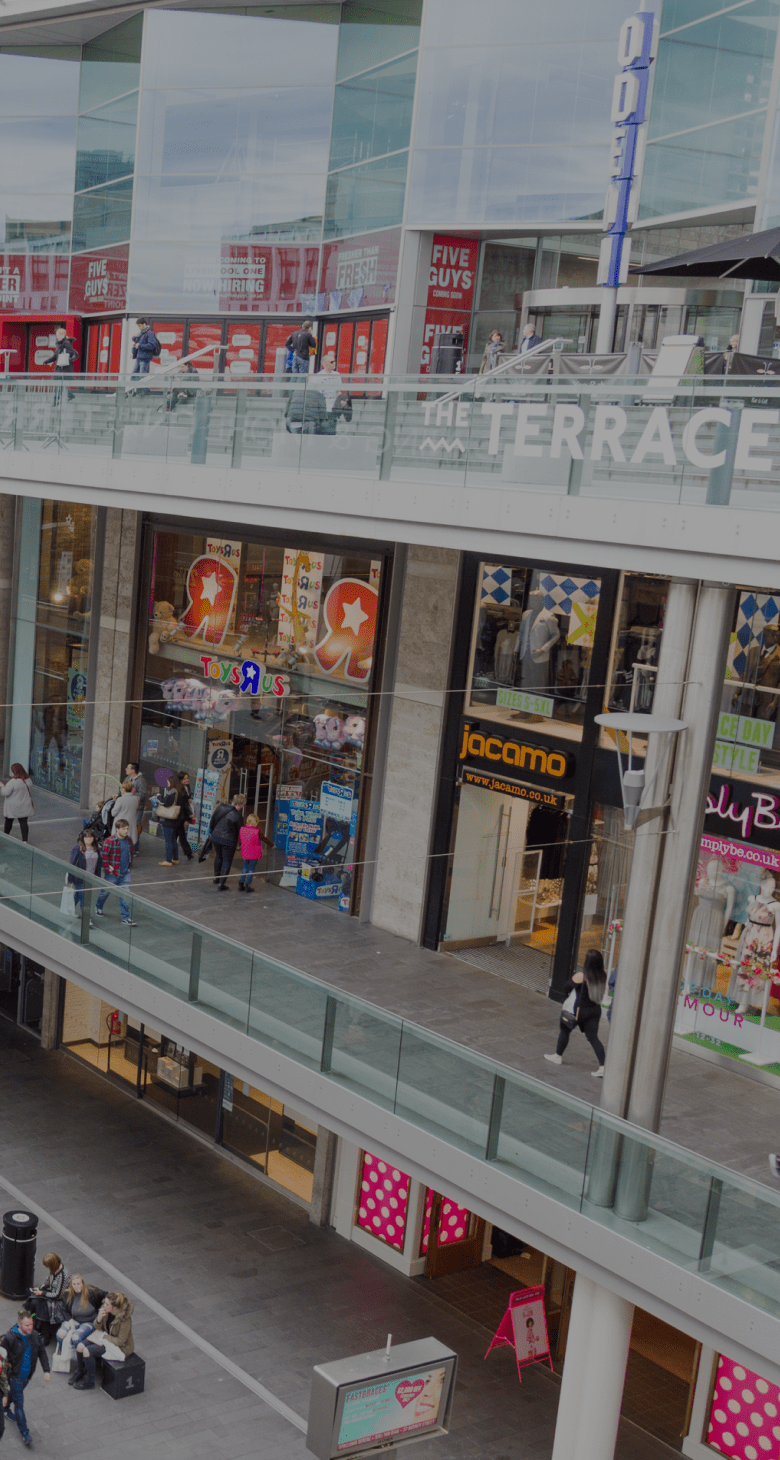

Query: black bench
[[99, 1352, 145, 1399]]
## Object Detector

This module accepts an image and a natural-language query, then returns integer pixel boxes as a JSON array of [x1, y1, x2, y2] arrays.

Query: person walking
[[1, 1312, 51, 1447], [519, 322, 542, 353], [209, 793, 246, 890], [155, 772, 186, 866], [110, 779, 140, 846], [69, 830, 102, 917], [285, 318, 316, 374], [94, 819, 137, 926], [131, 318, 160, 382], [237, 813, 272, 891], [544, 949, 607, 1076], [43, 324, 79, 401], [72, 1293, 134, 1391], [0, 1345, 9, 1440], [126, 762, 147, 839], [479, 330, 505, 373], [176, 770, 195, 862], [0, 764, 35, 841]]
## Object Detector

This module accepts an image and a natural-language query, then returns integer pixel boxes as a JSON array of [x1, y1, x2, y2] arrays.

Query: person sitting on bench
[[72, 1294, 134, 1391], [55, 1275, 107, 1355]]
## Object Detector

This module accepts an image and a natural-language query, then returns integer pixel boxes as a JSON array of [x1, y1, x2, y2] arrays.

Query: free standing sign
[[485, 1286, 552, 1382], [306, 1338, 457, 1460]]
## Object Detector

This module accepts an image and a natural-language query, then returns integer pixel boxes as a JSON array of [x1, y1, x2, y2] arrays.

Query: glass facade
[[640, 0, 780, 220], [137, 526, 383, 912]]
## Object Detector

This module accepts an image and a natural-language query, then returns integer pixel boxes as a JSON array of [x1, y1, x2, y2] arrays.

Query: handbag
[[560, 988, 578, 1030], [60, 883, 76, 917], [156, 798, 179, 820]]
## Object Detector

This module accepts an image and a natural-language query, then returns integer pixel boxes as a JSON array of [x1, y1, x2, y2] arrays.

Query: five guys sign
[[421, 234, 478, 373]]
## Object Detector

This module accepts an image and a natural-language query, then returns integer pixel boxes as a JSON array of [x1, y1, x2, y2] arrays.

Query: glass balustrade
[[6, 836, 780, 1325], [0, 370, 778, 511]]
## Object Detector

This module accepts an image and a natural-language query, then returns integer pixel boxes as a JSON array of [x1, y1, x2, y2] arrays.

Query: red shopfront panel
[[225, 321, 260, 380], [336, 321, 354, 374], [87, 319, 123, 375], [108, 320, 122, 374], [151, 320, 184, 375], [368, 317, 388, 375], [0, 319, 26, 373], [353, 319, 371, 377], [85, 322, 100, 374], [263, 322, 291, 375], [28, 314, 82, 374], [187, 320, 223, 377], [321, 321, 339, 364]]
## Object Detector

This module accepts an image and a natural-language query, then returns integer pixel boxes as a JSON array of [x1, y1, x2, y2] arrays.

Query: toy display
[[314, 713, 346, 749], [343, 715, 366, 750], [148, 601, 179, 654]]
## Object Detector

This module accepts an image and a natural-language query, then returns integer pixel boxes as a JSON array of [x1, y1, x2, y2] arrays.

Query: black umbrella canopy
[[635, 225, 780, 281]]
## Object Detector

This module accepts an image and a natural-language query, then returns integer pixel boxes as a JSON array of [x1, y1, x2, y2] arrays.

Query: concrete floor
[[27, 787, 780, 1190], [0, 1018, 679, 1460]]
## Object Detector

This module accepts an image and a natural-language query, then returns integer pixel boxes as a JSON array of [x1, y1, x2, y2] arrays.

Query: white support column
[[552, 1274, 634, 1460]]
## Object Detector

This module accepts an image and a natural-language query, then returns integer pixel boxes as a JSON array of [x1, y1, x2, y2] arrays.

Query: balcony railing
[[2, 370, 780, 510], [4, 832, 780, 1328]]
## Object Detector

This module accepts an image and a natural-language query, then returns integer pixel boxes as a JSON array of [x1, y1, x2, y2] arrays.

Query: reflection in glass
[[325, 151, 407, 237], [79, 15, 142, 114], [132, 173, 325, 242], [30, 501, 96, 803], [337, 0, 421, 81], [0, 48, 80, 116], [649, 2, 776, 140], [468, 561, 601, 740], [329, 53, 417, 170], [0, 195, 73, 249], [136, 87, 334, 177], [76, 110, 137, 191], [640, 114, 764, 218], [142, 9, 339, 91], [72, 178, 133, 251], [0, 119, 77, 192], [407, 145, 607, 226], [422, 0, 630, 47]]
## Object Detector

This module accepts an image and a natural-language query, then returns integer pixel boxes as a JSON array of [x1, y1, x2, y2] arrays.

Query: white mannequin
[[732, 872, 780, 1014], [689, 858, 735, 987], [519, 590, 559, 691]]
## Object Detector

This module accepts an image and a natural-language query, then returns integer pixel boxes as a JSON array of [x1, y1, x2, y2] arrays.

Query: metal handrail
[[126, 342, 222, 390], [432, 337, 570, 409]]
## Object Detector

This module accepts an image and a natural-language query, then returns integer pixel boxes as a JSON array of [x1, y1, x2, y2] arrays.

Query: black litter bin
[[1, 1209, 38, 1299], [431, 329, 464, 375]]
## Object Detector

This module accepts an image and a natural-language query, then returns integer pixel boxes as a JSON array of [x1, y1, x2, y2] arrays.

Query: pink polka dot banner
[[707, 1354, 780, 1459], [420, 1188, 472, 1255], [356, 1152, 410, 1252]]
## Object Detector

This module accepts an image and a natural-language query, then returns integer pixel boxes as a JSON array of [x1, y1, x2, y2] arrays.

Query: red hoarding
[[218, 244, 319, 313], [69, 246, 128, 314], [320, 228, 401, 311], [0, 254, 69, 314], [427, 235, 479, 312]]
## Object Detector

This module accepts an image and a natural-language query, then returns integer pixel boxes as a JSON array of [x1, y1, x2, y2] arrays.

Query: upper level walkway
[[3, 796, 780, 1381], [1, 370, 780, 579]]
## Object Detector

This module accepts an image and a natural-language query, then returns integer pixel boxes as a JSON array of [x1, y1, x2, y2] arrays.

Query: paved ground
[[27, 789, 780, 1191], [0, 1021, 676, 1460]]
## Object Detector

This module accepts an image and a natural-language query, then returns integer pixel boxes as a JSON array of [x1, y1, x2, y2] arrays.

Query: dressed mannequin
[[493, 621, 519, 683], [519, 590, 560, 691], [728, 871, 780, 1013], [688, 859, 735, 985]]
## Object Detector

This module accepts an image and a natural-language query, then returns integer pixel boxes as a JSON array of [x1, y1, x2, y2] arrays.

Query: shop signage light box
[[306, 1338, 457, 1460]]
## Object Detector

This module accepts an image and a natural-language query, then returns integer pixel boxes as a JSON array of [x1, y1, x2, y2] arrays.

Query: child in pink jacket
[[238, 814, 268, 891]]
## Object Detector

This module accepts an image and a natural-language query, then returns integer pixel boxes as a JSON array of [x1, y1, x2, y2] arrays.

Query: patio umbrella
[[634, 225, 780, 281]]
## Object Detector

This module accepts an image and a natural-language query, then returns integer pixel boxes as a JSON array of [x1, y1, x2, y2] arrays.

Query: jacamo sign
[[419, 399, 780, 475], [459, 721, 575, 784]]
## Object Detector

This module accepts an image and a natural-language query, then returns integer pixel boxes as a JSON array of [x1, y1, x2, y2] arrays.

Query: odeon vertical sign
[[599, 11, 658, 287]]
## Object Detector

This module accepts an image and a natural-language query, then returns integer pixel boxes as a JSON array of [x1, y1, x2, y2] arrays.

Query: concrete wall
[[87, 508, 139, 802], [371, 545, 461, 942]]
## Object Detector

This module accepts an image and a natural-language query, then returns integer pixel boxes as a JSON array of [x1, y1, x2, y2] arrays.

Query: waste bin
[[1, 1209, 38, 1299], [431, 330, 464, 375]]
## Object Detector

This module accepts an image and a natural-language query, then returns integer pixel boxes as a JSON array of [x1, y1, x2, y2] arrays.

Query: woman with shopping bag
[[0, 764, 35, 841], [67, 830, 102, 917], [544, 949, 608, 1077], [154, 773, 186, 867]]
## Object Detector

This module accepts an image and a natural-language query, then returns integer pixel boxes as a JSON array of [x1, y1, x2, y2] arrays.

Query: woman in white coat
[[1, 764, 35, 841]]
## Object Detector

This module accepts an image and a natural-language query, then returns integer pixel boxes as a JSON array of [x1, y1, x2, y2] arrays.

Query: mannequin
[[519, 590, 560, 691], [688, 859, 735, 985], [494, 620, 519, 682], [729, 870, 780, 1013]]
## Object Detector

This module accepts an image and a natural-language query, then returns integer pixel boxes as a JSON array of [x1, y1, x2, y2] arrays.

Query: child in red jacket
[[237, 814, 271, 892]]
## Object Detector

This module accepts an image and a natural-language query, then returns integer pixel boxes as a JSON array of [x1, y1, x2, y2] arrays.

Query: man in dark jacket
[[285, 318, 316, 374], [285, 387, 326, 434], [131, 317, 159, 379], [2, 1313, 50, 1448], [44, 324, 79, 401], [209, 793, 246, 889]]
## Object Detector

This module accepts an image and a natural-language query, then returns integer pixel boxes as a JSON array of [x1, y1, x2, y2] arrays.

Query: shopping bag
[[60, 883, 76, 917]]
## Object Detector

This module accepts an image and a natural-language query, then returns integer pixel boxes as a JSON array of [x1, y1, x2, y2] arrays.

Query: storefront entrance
[[441, 776, 571, 992]]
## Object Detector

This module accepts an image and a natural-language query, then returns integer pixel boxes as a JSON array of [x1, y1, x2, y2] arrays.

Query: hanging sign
[[484, 1287, 552, 1383], [278, 549, 324, 653], [178, 554, 238, 647], [313, 578, 379, 683]]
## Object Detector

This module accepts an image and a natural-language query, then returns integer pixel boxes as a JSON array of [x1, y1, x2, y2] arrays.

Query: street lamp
[[594, 711, 687, 832]]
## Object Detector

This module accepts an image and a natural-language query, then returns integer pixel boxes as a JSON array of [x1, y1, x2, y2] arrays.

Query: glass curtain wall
[[71, 17, 141, 257], [640, 0, 780, 220], [324, 0, 422, 239], [0, 45, 78, 314], [129, 7, 340, 312]]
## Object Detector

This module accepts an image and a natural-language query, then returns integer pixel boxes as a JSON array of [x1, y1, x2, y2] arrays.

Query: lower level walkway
[[25, 791, 779, 1191], [0, 1019, 676, 1460]]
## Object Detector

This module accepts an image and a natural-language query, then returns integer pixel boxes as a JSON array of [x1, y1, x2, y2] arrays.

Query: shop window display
[[29, 501, 96, 802], [468, 562, 601, 741], [138, 529, 383, 913], [705, 1353, 780, 1460], [356, 1151, 410, 1252], [717, 589, 780, 790]]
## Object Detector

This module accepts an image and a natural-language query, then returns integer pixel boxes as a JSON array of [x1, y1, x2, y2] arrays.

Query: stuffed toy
[[342, 715, 366, 750], [148, 601, 178, 654], [314, 713, 346, 749]]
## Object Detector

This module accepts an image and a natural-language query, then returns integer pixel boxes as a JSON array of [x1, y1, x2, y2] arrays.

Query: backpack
[[151, 333, 162, 358]]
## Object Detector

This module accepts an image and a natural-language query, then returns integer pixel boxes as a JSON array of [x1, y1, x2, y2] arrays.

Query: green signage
[[496, 688, 554, 718]]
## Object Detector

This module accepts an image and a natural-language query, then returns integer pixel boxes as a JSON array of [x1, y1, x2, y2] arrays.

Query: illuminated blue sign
[[599, 12, 657, 288]]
